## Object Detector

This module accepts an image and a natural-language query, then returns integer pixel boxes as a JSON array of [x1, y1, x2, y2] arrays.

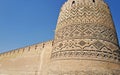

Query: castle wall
[[0, 40, 53, 75]]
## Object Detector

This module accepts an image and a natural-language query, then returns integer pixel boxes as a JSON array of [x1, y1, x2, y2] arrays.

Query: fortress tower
[[48, 0, 120, 75]]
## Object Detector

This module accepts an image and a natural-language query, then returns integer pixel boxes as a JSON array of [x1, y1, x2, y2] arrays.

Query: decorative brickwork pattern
[[56, 1, 114, 31], [55, 24, 118, 44], [51, 39, 120, 63]]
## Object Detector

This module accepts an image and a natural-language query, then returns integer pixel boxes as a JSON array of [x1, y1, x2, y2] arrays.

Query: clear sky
[[0, 0, 120, 53]]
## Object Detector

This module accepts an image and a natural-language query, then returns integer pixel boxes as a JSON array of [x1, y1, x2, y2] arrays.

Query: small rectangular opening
[[93, 0, 95, 3]]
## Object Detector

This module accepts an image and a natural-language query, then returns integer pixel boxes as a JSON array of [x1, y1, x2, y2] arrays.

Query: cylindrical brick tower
[[48, 0, 120, 75]]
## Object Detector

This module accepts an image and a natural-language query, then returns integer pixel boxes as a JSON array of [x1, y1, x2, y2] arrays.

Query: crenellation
[[0, 40, 53, 75], [0, 41, 53, 60], [29, 45, 36, 52], [35, 43, 44, 54]]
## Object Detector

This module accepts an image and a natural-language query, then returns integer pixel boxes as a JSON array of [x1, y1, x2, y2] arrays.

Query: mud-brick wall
[[0, 40, 53, 75]]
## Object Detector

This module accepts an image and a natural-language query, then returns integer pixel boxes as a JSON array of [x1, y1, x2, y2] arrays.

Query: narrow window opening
[[72, 1, 75, 4], [93, 0, 95, 3]]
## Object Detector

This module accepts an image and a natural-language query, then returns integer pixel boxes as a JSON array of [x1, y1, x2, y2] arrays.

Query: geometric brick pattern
[[56, 1, 114, 31], [55, 24, 118, 44], [51, 39, 120, 63]]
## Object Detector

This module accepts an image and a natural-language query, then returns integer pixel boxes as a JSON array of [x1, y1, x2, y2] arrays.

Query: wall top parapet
[[0, 40, 53, 57]]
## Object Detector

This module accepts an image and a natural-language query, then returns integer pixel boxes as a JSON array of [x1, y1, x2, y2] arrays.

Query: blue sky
[[0, 0, 120, 53]]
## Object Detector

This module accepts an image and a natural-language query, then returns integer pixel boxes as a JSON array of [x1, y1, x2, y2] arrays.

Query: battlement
[[0, 40, 53, 61], [0, 40, 53, 75]]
